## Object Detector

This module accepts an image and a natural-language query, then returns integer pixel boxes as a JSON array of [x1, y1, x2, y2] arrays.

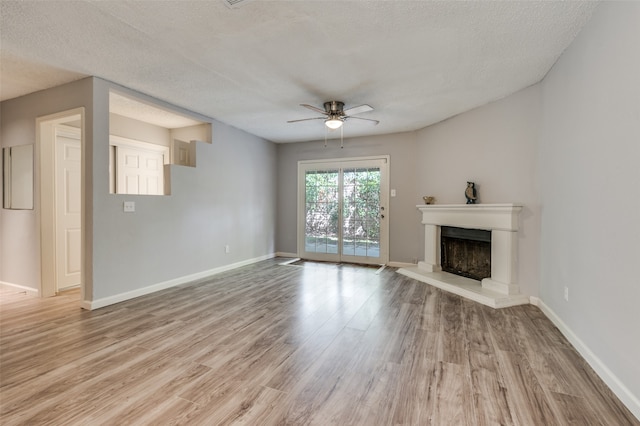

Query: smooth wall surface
[[539, 1, 640, 409], [91, 79, 277, 300], [0, 78, 94, 292], [276, 132, 419, 264], [109, 113, 171, 147], [415, 85, 542, 297], [1, 77, 277, 303]]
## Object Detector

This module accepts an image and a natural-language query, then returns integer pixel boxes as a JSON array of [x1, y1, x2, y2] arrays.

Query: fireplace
[[397, 204, 528, 308], [441, 226, 491, 281]]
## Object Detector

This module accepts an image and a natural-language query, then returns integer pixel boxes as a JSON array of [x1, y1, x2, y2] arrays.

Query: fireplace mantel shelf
[[398, 203, 528, 309], [417, 203, 521, 209], [417, 203, 523, 232]]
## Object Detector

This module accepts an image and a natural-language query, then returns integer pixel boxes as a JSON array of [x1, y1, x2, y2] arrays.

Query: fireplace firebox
[[440, 226, 491, 281]]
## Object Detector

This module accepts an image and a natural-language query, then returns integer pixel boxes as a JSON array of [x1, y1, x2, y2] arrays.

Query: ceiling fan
[[287, 101, 379, 129]]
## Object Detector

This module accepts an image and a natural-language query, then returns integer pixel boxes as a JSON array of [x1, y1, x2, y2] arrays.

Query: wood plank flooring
[[1, 259, 638, 425]]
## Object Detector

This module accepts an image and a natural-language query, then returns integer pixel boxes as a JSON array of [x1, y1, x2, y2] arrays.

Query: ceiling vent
[[222, 0, 255, 9]]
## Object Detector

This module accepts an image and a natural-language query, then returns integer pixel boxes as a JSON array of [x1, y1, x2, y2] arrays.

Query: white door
[[116, 145, 165, 195], [298, 157, 389, 265], [55, 127, 81, 290]]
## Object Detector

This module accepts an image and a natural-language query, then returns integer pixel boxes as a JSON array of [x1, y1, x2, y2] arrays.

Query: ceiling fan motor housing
[[324, 101, 345, 115]]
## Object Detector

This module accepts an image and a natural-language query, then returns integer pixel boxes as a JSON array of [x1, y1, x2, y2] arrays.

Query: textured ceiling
[[0, 0, 598, 143]]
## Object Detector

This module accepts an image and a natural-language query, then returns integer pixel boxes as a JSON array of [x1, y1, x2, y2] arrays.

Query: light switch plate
[[123, 201, 135, 212]]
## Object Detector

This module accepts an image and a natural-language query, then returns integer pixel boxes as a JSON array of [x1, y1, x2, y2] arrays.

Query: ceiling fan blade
[[346, 116, 379, 125], [300, 104, 328, 115], [343, 104, 373, 116], [287, 117, 326, 123]]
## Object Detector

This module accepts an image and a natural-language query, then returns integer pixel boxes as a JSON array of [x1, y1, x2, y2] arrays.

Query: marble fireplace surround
[[398, 204, 529, 308]]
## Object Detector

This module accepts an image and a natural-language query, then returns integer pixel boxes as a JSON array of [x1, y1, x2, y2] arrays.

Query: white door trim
[[297, 155, 390, 265], [37, 108, 85, 300]]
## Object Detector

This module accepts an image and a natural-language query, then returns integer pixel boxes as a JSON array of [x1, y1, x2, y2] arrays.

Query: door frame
[[297, 155, 390, 265], [37, 108, 85, 299]]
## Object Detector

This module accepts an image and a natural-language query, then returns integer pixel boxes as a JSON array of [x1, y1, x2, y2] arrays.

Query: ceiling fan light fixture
[[325, 116, 343, 130]]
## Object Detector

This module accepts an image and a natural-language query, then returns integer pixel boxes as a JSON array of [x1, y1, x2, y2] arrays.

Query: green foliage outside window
[[305, 168, 380, 251]]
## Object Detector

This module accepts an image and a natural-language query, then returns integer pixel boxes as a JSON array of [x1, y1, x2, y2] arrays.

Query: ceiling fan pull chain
[[324, 127, 328, 148], [340, 125, 344, 149]]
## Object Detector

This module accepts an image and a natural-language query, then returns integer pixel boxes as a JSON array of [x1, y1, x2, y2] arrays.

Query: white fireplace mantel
[[398, 203, 529, 308], [418, 203, 522, 231]]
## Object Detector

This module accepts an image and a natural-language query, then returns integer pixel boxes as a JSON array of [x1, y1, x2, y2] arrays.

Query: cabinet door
[[116, 145, 165, 195]]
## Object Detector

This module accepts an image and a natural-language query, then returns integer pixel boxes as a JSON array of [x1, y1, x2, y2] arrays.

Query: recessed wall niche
[[108, 91, 212, 195]]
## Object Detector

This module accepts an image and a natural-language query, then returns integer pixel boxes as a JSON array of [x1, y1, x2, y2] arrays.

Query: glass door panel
[[342, 167, 381, 260], [304, 169, 339, 255]]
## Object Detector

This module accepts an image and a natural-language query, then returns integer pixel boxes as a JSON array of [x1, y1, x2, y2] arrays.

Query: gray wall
[[539, 2, 640, 407], [0, 78, 94, 292], [0, 77, 277, 303], [109, 113, 170, 147], [415, 85, 542, 297], [91, 79, 277, 301], [276, 132, 419, 264]]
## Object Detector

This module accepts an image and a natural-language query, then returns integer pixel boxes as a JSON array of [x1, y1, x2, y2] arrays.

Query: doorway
[[37, 109, 84, 299], [297, 156, 389, 265]]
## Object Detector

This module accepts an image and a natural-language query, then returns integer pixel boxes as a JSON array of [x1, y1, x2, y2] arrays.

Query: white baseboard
[[275, 252, 298, 258], [0, 280, 39, 297], [387, 261, 416, 268], [537, 300, 640, 421], [82, 253, 276, 311]]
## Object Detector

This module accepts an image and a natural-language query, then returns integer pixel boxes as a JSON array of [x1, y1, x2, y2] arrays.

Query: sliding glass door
[[298, 157, 389, 265]]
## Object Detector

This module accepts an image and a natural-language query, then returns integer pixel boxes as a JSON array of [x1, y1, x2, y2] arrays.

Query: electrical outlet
[[123, 201, 135, 212], [564, 286, 569, 301], [225, 245, 230, 254]]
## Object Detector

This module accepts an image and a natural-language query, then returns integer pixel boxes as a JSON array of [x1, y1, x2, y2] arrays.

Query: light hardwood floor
[[1, 259, 638, 425]]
